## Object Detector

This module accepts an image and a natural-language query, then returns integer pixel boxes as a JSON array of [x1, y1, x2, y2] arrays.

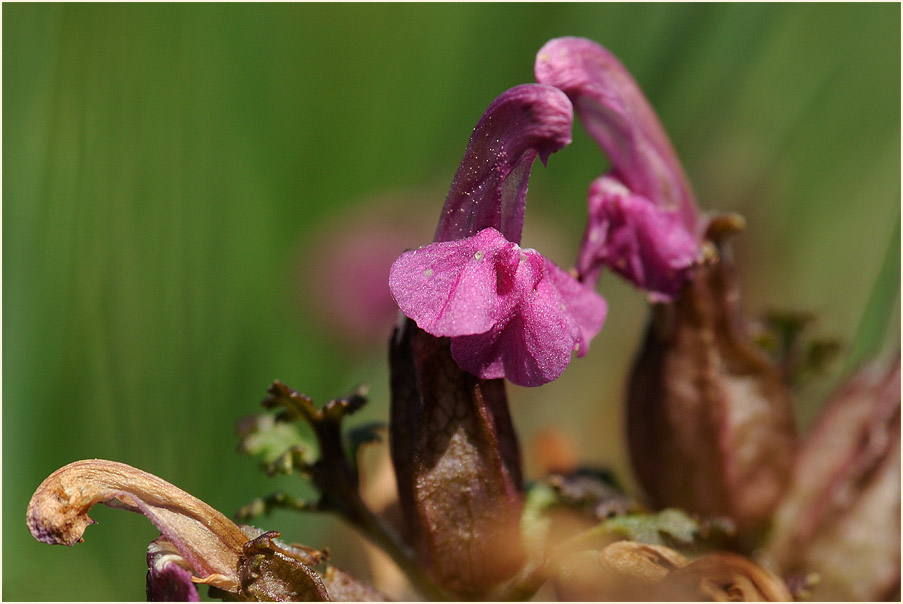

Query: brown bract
[[627, 218, 797, 534], [390, 319, 525, 596], [235, 530, 329, 600], [599, 541, 687, 582], [672, 551, 792, 601]]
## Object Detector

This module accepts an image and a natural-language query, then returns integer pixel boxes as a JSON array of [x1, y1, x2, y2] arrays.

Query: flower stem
[[343, 502, 452, 601], [259, 381, 451, 600]]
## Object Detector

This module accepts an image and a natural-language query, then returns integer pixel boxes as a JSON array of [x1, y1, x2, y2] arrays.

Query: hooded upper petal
[[535, 37, 699, 230], [434, 84, 573, 244]]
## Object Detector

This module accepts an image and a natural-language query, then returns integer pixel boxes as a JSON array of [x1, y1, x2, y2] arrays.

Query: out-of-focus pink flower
[[299, 200, 434, 348]]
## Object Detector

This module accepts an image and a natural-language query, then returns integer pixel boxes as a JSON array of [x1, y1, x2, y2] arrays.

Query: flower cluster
[[27, 37, 899, 603]]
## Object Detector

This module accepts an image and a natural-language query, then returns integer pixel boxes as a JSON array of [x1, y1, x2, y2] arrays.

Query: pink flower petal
[[450, 248, 606, 387], [146, 538, 201, 602], [390, 228, 520, 337], [541, 257, 608, 356], [578, 176, 698, 300]]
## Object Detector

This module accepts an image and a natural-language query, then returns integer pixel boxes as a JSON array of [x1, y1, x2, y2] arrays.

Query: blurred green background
[[4, 3, 899, 600]]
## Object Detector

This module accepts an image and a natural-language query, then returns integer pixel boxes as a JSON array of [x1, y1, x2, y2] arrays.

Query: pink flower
[[389, 84, 606, 387], [536, 37, 701, 300]]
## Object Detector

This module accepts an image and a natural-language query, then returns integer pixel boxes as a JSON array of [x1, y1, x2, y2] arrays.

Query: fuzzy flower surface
[[389, 84, 606, 387]]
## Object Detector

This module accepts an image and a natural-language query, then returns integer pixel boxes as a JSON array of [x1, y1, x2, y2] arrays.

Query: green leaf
[[599, 508, 701, 547], [237, 414, 314, 470]]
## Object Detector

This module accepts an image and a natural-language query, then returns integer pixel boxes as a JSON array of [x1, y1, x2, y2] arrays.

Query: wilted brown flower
[[27, 459, 383, 601], [556, 540, 791, 601], [668, 551, 793, 601], [27, 459, 251, 595]]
